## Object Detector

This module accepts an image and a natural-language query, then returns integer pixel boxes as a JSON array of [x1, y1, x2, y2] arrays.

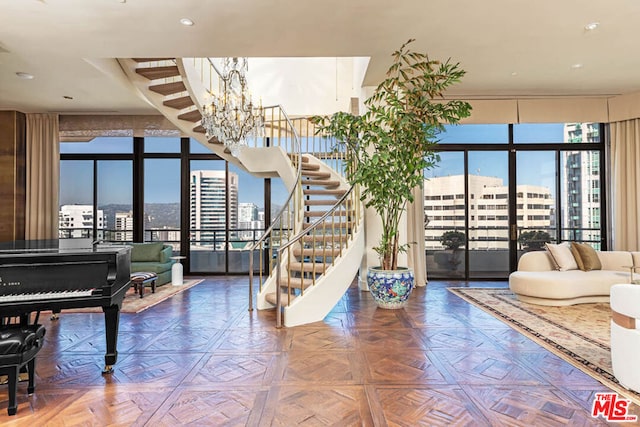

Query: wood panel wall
[[0, 111, 26, 242]]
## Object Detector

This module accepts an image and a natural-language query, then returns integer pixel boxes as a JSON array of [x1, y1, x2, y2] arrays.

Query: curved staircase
[[117, 57, 364, 327]]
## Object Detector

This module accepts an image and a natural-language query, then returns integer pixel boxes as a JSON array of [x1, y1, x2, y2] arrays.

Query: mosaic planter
[[367, 267, 414, 309]]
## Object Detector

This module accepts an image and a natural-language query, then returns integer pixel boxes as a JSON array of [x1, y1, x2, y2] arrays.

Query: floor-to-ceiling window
[[427, 122, 606, 280], [59, 136, 277, 275]]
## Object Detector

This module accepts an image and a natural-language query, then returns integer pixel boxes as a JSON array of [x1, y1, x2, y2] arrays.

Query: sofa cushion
[[570, 244, 585, 271], [572, 242, 602, 271], [131, 261, 173, 274], [545, 242, 578, 271], [130, 242, 164, 262]]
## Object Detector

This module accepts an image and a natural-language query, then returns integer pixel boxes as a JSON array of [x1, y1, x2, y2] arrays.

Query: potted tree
[[435, 230, 466, 270], [518, 230, 551, 251], [312, 39, 471, 308]]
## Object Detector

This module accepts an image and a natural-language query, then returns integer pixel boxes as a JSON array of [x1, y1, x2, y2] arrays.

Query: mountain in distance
[[99, 203, 180, 229]]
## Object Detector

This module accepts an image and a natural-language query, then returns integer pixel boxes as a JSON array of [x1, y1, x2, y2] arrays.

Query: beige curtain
[[610, 119, 640, 251], [407, 184, 427, 286], [25, 113, 60, 240]]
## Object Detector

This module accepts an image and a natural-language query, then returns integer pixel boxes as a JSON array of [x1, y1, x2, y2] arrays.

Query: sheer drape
[[25, 113, 59, 240], [610, 118, 640, 250], [407, 185, 427, 286]]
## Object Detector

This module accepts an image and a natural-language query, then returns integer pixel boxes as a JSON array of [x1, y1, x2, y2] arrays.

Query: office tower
[[114, 211, 133, 242], [190, 170, 238, 247]]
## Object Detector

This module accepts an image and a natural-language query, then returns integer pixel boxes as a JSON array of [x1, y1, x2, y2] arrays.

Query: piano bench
[[0, 324, 46, 416], [130, 272, 158, 298]]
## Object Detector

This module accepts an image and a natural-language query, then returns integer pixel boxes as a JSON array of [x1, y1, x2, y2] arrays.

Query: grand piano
[[0, 240, 131, 373]]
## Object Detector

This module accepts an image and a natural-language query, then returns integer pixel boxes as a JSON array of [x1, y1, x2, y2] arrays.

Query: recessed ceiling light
[[510, 72, 518, 77], [15, 72, 34, 79], [571, 63, 584, 69], [584, 22, 600, 31], [180, 18, 194, 26]]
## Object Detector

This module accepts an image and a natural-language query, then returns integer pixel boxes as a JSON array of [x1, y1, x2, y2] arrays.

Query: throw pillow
[[573, 242, 602, 271], [570, 243, 585, 271], [545, 242, 578, 271]]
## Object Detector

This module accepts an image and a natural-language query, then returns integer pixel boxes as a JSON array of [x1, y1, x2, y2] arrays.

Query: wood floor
[[0, 277, 637, 426]]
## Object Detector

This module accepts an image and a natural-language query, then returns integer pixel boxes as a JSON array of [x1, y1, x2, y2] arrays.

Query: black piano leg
[[102, 305, 120, 374]]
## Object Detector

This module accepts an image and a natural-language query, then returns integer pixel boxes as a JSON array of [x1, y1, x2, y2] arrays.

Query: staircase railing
[[247, 110, 304, 312], [184, 57, 358, 326], [274, 183, 360, 327]]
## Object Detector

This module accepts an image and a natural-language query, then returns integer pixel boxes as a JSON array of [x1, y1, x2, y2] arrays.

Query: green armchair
[[129, 242, 174, 285]]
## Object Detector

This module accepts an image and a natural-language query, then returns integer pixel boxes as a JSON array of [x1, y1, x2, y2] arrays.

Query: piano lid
[[0, 239, 131, 256]]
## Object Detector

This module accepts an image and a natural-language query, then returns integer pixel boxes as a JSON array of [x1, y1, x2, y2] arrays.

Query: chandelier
[[201, 57, 264, 157]]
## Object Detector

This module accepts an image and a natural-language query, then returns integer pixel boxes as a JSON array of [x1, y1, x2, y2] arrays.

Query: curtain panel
[[25, 113, 60, 240], [407, 184, 427, 286], [610, 118, 640, 251]]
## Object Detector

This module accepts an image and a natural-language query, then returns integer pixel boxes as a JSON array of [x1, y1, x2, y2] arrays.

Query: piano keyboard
[[0, 288, 98, 303]]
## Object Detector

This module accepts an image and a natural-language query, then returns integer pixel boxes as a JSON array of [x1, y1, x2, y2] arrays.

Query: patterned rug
[[449, 287, 640, 406], [56, 279, 204, 314]]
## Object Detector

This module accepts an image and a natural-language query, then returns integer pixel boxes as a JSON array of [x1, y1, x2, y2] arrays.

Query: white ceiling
[[1, 0, 639, 115]]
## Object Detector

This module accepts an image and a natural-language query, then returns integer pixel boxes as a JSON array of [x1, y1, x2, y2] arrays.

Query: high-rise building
[[114, 211, 134, 242], [424, 175, 554, 250], [190, 170, 238, 247], [238, 202, 263, 240], [58, 205, 106, 239], [563, 123, 601, 246]]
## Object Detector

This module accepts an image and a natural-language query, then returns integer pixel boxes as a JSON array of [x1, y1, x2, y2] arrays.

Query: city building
[[424, 175, 554, 250], [114, 211, 133, 242], [563, 123, 602, 246], [238, 202, 264, 241], [189, 170, 238, 247], [58, 205, 106, 239]]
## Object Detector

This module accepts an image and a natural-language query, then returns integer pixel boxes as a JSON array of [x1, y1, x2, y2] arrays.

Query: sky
[[60, 123, 586, 208]]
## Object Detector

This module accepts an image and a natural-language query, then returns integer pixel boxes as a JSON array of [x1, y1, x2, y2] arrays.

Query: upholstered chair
[[610, 284, 640, 393]]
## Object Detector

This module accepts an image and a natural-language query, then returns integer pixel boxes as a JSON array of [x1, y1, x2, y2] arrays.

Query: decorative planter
[[366, 267, 415, 309]]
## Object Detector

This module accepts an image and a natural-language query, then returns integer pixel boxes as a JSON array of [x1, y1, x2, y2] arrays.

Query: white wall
[[246, 57, 368, 116]]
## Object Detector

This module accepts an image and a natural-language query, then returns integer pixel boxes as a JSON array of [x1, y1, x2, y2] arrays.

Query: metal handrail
[[247, 107, 303, 310], [273, 183, 360, 326]]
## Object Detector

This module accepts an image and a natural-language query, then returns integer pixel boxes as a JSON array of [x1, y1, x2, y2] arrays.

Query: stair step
[[289, 154, 310, 163], [178, 109, 202, 122], [303, 220, 354, 230], [193, 124, 206, 134], [304, 199, 351, 206], [149, 81, 186, 96], [301, 170, 331, 179], [136, 65, 180, 80], [288, 262, 328, 274], [301, 162, 320, 171], [265, 292, 297, 306], [302, 234, 349, 243], [278, 277, 314, 290], [304, 189, 347, 196], [303, 179, 340, 188], [163, 96, 195, 110], [132, 58, 173, 63], [304, 210, 354, 218], [293, 247, 342, 257]]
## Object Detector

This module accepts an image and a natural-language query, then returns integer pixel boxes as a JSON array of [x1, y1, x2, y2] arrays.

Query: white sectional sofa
[[509, 250, 638, 306]]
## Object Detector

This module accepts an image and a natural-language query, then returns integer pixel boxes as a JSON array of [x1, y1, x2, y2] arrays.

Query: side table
[[171, 256, 187, 286]]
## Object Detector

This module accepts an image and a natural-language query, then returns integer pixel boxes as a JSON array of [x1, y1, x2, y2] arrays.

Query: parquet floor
[[1, 278, 638, 426]]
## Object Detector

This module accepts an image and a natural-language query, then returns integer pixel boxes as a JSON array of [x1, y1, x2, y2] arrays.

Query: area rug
[[449, 287, 640, 406], [55, 279, 204, 314]]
